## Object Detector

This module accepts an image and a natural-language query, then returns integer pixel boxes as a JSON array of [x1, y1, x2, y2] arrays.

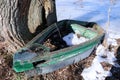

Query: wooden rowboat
[[13, 20, 105, 77]]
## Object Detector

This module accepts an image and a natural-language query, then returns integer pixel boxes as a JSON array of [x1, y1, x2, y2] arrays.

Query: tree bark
[[0, 0, 57, 53]]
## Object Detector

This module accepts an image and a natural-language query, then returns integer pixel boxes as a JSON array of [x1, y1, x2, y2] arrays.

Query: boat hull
[[25, 46, 95, 77], [13, 19, 105, 76]]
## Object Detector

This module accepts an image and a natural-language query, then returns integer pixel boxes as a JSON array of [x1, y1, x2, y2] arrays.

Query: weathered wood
[[0, 0, 57, 53]]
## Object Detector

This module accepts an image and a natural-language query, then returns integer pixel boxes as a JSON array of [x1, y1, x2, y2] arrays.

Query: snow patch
[[63, 33, 88, 46], [81, 59, 111, 80], [108, 31, 120, 39], [81, 32, 119, 80]]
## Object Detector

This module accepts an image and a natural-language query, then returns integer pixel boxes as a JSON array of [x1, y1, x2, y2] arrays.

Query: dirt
[[100, 62, 112, 71], [116, 39, 120, 45], [0, 52, 14, 80]]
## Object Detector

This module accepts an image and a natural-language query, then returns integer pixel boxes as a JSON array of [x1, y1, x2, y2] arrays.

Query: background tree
[[0, 0, 57, 53]]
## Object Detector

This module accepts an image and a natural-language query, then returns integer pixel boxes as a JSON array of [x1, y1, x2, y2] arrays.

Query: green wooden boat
[[13, 20, 105, 77]]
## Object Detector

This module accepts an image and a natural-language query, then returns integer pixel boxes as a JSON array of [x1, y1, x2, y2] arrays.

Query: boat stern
[[13, 49, 37, 72]]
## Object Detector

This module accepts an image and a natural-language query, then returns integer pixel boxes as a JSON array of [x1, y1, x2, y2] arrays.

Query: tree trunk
[[0, 0, 57, 53]]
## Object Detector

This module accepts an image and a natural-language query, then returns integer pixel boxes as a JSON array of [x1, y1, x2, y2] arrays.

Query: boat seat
[[83, 29, 97, 39], [71, 24, 86, 35], [71, 24, 98, 39]]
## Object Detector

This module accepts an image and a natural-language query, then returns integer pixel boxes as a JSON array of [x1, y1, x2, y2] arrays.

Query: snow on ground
[[56, 0, 120, 32], [56, 0, 120, 80], [81, 33, 120, 80]]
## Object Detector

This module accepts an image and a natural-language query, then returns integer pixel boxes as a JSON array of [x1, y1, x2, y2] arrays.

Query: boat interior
[[27, 21, 100, 54]]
